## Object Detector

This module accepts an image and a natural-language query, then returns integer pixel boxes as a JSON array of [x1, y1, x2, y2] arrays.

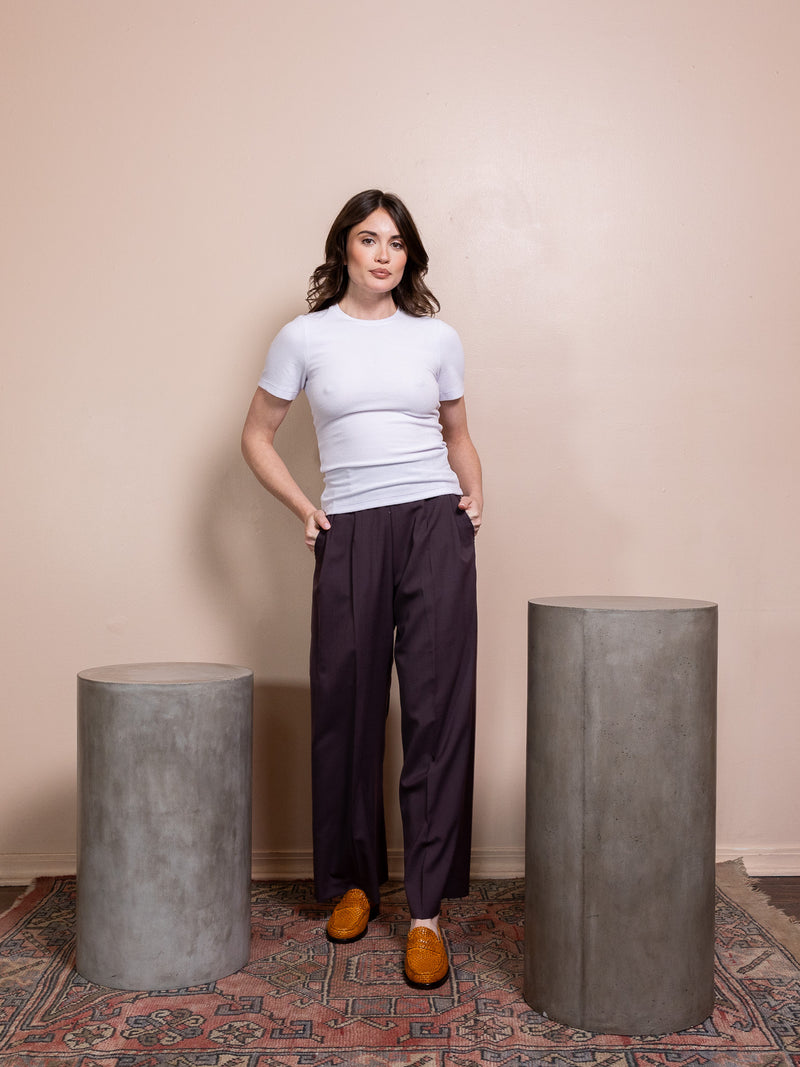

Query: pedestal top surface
[[78, 662, 253, 685], [529, 595, 716, 612]]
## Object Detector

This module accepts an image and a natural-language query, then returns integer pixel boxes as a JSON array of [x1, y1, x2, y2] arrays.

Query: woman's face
[[344, 208, 408, 300]]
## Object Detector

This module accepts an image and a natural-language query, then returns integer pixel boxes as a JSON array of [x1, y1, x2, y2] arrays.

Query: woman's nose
[[375, 245, 390, 262]]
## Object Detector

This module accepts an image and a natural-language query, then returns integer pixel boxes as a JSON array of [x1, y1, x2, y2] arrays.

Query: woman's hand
[[440, 397, 483, 535], [458, 496, 482, 533], [305, 508, 331, 552]]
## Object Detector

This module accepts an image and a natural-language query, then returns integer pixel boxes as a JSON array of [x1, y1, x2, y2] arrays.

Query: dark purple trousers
[[310, 494, 477, 918]]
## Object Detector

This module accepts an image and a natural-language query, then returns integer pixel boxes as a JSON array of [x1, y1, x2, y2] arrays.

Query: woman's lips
[[370, 270, 390, 278]]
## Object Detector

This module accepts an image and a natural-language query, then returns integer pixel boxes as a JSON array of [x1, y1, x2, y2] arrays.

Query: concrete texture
[[76, 662, 253, 990], [525, 597, 718, 1035]]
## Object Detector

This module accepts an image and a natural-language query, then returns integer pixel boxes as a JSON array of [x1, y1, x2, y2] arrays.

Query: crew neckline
[[333, 302, 401, 324]]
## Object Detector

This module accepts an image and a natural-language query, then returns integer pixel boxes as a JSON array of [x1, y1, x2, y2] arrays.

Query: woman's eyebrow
[[356, 229, 403, 240]]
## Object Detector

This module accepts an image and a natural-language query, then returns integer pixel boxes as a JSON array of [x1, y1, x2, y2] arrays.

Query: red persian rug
[[1, 861, 799, 1065]]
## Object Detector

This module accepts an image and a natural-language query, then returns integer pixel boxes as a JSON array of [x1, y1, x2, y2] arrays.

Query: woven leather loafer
[[404, 926, 449, 989], [325, 888, 378, 943]]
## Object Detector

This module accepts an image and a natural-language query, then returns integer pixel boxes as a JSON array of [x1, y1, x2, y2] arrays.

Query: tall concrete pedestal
[[77, 662, 253, 990], [525, 597, 717, 1035]]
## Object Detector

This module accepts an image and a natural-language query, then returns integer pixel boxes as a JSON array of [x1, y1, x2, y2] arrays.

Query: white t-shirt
[[258, 303, 464, 514]]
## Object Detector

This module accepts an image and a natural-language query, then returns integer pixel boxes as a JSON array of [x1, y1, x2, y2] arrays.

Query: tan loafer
[[325, 888, 378, 943], [404, 926, 449, 989]]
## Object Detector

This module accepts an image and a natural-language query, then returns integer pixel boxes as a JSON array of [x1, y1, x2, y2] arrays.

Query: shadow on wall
[[252, 682, 313, 857], [195, 333, 323, 864]]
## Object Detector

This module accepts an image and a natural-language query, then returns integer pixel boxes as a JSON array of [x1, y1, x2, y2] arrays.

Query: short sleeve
[[257, 316, 307, 400], [437, 321, 465, 401]]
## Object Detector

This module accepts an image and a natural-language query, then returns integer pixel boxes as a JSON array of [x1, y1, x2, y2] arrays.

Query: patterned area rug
[[1, 862, 799, 1065]]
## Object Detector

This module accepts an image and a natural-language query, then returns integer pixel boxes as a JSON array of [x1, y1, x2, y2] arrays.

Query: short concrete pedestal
[[76, 662, 253, 990], [525, 597, 717, 1035]]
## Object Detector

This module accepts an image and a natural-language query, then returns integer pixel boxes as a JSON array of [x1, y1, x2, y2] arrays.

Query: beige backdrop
[[2, 0, 799, 882]]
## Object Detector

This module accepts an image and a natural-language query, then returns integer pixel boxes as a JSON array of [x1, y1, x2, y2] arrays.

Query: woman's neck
[[338, 290, 397, 320]]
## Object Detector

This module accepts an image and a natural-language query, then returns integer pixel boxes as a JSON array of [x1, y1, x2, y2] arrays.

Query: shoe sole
[[403, 967, 449, 990], [325, 903, 380, 944]]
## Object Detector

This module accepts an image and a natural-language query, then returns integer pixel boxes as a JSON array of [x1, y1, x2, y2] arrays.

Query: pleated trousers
[[310, 493, 477, 918]]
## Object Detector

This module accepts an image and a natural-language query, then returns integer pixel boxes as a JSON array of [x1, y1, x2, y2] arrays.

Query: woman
[[241, 189, 482, 989]]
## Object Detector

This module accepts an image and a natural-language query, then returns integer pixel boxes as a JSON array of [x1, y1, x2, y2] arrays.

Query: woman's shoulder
[[269, 311, 312, 359], [298, 305, 338, 332], [412, 314, 463, 356], [273, 305, 335, 343]]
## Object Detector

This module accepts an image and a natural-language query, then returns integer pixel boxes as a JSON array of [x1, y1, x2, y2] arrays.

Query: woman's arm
[[241, 387, 330, 551], [439, 396, 483, 532]]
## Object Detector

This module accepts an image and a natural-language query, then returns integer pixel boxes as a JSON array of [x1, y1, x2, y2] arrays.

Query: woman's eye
[[391, 241, 405, 250], [362, 237, 374, 245]]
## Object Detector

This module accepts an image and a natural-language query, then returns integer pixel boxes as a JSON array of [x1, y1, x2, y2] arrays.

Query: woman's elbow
[[240, 420, 261, 469]]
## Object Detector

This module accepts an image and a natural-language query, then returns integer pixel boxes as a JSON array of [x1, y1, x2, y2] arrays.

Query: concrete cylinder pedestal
[[525, 597, 717, 1035], [76, 662, 253, 990]]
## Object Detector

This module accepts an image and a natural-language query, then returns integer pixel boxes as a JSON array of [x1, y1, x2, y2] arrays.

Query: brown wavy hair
[[306, 190, 440, 317]]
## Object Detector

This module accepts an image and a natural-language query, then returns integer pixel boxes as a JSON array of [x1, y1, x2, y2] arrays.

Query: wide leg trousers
[[310, 494, 477, 919]]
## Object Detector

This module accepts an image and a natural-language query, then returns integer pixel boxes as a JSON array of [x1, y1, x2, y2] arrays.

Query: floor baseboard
[[715, 848, 800, 877], [3, 846, 799, 884], [0, 855, 76, 885]]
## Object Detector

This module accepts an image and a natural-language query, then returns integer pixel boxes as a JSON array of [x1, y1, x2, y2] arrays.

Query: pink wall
[[2, 0, 799, 878]]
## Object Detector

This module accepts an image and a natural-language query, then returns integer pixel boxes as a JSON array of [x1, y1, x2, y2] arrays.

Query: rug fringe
[[0, 880, 36, 921], [716, 857, 800, 958]]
